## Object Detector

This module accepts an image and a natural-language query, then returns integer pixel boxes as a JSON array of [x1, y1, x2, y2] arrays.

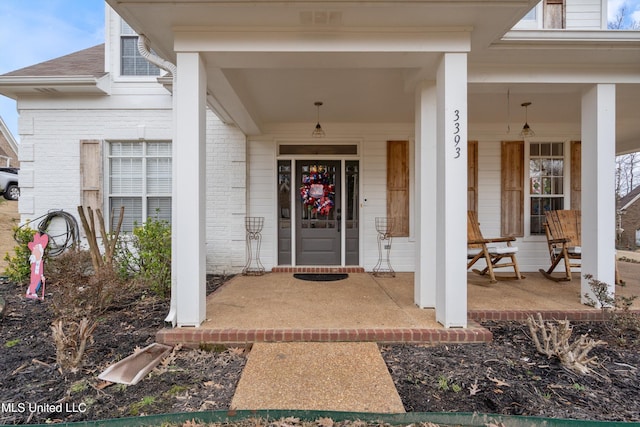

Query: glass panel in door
[[345, 161, 359, 265], [296, 161, 341, 265]]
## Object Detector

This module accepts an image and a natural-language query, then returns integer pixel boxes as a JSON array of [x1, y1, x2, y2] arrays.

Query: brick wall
[[206, 111, 247, 274], [620, 202, 640, 250], [17, 104, 247, 275], [17, 107, 172, 219], [0, 132, 18, 167]]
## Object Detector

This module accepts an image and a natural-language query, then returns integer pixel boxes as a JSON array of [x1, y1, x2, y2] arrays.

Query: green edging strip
[[24, 410, 640, 427]]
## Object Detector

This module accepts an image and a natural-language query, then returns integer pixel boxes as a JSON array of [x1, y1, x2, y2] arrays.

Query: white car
[[0, 168, 19, 200]]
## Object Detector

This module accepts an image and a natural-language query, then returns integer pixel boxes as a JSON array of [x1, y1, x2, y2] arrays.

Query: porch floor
[[156, 258, 640, 346]]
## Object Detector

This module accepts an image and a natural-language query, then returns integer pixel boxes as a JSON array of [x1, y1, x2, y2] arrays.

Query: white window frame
[[523, 139, 571, 240], [118, 18, 161, 79], [106, 140, 172, 232]]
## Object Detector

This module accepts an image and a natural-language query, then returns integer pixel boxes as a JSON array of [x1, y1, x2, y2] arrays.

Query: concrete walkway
[[231, 342, 405, 413]]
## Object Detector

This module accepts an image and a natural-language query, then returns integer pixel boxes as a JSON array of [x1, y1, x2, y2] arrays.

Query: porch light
[[519, 102, 535, 138], [312, 101, 325, 138]]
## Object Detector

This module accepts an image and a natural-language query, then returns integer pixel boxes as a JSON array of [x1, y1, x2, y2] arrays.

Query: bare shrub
[[584, 274, 640, 347], [50, 318, 97, 374], [46, 250, 134, 373], [526, 313, 607, 375]]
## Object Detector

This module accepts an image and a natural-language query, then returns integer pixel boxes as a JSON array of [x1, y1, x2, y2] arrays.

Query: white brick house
[[0, 0, 638, 328]]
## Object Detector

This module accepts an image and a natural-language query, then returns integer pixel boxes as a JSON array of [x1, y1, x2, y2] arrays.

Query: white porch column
[[435, 53, 468, 327], [581, 84, 616, 304], [175, 52, 207, 326], [414, 81, 437, 308]]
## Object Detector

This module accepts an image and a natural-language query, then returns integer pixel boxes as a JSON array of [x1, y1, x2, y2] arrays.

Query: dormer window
[[120, 19, 161, 77]]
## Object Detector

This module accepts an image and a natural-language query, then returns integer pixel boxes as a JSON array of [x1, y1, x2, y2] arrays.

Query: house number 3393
[[453, 109, 461, 159]]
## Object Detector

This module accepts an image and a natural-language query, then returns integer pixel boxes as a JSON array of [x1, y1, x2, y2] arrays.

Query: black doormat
[[293, 273, 349, 282]]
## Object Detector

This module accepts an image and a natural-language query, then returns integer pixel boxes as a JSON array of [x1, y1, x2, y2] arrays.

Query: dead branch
[[77, 206, 102, 271], [97, 206, 124, 266], [77, 205, 125, 270], [527, 313, 607, 375]]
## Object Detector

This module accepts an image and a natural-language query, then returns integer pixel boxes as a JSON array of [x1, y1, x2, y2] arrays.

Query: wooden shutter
[[571, 141, 581, 211], [544, 0, 565, 29], [387, 140, 409, 237], [80, 140, 103, 213], [468, 141, 478, 212], [501, 141, 524, 237]]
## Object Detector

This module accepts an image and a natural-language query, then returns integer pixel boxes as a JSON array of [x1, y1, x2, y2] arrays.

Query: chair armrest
[[483, 236, 516, 243], [547, 237, 571, 244], [468, 238, 490, 245]]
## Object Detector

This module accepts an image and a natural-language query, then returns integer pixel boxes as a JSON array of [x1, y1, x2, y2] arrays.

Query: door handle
[[337, 208, 341, 232]]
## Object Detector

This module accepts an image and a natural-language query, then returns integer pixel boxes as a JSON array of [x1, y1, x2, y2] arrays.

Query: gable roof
[[619, 185, 640, 211], [0, 44, 110, 99], [1, 44, 106, 78]]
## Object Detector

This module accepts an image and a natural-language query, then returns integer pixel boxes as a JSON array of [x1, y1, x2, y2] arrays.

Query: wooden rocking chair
[[467, 211, 524, 283], [539, 210, 582, 282], [540, 210, 624, 284]]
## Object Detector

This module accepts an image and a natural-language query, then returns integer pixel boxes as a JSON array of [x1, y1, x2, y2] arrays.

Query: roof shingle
[[1, 44, 105, 78]]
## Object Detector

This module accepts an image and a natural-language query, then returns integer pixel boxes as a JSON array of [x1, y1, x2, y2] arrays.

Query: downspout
[[137, 34, 177, 77], [137, 34, 179, 327]]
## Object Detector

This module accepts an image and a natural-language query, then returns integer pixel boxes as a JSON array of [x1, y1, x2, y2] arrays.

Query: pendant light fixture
[[519, 101, 535, 138], [311, 101, 325, 138]]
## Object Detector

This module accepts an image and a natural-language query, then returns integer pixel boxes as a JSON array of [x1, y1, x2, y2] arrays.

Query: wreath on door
[[300, 165, 335, 216]]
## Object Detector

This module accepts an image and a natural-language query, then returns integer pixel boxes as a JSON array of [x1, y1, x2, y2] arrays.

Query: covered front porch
[[156, 257, 640, 347], [104, 0, 640, 330]]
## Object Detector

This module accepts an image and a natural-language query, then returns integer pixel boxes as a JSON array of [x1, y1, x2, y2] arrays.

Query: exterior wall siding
[[566, 0, 603, 29], [246, 139, 277, 269]]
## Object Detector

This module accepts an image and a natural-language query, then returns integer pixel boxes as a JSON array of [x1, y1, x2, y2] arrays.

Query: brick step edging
[[157, 327, 492, 346]]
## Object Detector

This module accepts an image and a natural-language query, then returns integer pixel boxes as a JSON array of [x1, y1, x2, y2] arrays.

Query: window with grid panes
[[120, 19, 161, 76], [529, 142, 564, 235], [108, 141, 171, 232]]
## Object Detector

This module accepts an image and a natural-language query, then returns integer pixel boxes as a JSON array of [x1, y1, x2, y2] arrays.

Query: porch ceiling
[[108, 0, 640, 153]]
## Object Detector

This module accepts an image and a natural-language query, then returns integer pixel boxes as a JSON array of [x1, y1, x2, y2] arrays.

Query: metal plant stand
[[373, 217, 395, 277], [242, 217, 265, 276]]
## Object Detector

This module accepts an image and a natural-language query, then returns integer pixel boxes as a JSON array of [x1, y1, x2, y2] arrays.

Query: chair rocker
[[467, 210, 524, 283], [539, 210, 581, 282]]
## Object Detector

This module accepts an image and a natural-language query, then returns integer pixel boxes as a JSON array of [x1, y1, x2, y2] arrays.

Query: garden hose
[[13, 209, 80, 257]]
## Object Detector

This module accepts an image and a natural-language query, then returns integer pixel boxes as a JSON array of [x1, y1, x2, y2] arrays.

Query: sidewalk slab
[[230, 342, 405, 413]]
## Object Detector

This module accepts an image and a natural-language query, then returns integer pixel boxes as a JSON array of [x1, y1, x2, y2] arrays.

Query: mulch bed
[[1, 276, 639, 424], [382, 321, 640, 421]]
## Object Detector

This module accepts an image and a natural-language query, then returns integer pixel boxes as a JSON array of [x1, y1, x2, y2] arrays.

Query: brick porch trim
[[271, 266, 366, 273], [468, 309, 640, 322], [156, 320, 492, 346]]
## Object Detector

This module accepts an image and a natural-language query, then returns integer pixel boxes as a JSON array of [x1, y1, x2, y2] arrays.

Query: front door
[[296, 160, 341, 265]]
